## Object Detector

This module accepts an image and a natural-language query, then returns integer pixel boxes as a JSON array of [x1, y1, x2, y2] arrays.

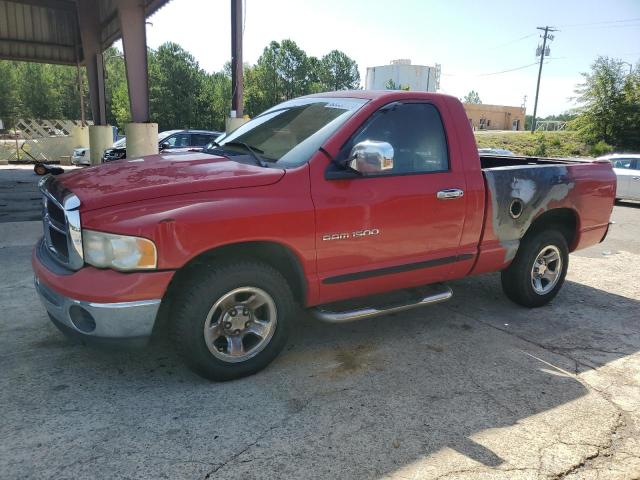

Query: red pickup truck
[[33, 91, 616, 380]]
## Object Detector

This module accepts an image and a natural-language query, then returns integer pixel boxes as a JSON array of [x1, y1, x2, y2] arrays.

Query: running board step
[[310, 284, 452, 323]]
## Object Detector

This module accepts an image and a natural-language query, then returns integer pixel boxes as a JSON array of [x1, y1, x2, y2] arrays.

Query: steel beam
[[7, 0, 75, 11], [76, 0, 107, 125], [116, 0, 150, 123]]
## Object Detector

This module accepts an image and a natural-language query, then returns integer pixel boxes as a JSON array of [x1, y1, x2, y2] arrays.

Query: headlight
[[82, 230, 157, 271]]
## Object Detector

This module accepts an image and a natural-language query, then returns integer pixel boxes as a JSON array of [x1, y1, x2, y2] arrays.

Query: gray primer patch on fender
[[484, 165, 575, 262]]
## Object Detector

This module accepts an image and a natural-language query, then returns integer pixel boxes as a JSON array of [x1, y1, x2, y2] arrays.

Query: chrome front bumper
[[35, 276, 160, 340]]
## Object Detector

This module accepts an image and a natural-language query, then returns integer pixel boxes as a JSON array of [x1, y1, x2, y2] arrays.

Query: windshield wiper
[[222, 141, 269, 167]]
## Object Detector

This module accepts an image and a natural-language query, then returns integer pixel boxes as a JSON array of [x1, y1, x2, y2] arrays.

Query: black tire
[[172, 260, 294, 381], [501, 229, 569, 308]]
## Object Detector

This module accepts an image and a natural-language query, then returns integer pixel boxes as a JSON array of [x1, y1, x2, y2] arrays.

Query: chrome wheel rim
[[203, 287, 277, 363], [531, 245, 562, 295]]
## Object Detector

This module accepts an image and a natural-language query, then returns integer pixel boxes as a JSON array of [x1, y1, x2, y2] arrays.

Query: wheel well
[[166, 241, 306, 304], [525, 208, 578, 250], [151, 241, 307, 338]]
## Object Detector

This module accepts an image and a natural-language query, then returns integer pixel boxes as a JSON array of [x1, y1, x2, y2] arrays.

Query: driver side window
[[350, 102, 449, 175], [164, 133, 191, 148]]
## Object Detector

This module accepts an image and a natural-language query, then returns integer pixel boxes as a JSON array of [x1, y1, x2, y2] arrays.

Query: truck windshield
[[205, 97, 368, 167]]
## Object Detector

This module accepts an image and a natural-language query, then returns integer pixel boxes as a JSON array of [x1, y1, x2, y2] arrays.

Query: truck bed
[[479, 154, 591, 169], [473, 154, 616, 273]]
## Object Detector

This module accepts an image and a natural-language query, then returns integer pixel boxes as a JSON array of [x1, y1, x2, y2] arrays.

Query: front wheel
[[501, 230, 569, 308], [172, 261, 294, 381]]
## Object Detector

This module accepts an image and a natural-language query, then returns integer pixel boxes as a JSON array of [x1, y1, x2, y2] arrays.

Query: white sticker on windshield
[[324, 101, 361, 111]]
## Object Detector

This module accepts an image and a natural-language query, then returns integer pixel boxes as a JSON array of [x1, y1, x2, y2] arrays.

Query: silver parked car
[[598, 154, 640, 201], [102, 130, 221, 162], [71, 147, 90, 166]]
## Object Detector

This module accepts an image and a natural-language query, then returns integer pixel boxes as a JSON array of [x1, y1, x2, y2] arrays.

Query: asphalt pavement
[[0, 166, 79, 223]]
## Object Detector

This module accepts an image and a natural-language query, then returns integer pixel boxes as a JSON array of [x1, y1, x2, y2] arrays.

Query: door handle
[[633, 177, 640, 180], [437, 188, 464, 200]]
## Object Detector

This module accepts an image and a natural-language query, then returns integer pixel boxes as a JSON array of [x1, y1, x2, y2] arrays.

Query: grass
[[474, 130, 596, 158]]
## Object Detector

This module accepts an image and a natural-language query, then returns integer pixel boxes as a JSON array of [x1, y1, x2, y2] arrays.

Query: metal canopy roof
[[0, 0, 169, 65]]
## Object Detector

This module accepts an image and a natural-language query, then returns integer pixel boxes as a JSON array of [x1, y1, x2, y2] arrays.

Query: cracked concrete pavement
[[0, 177, 639, 478]]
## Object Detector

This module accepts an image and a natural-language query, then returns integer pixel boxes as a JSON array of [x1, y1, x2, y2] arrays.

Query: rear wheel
[[501, 230, 569, 308], [172, 261, 294, 381]]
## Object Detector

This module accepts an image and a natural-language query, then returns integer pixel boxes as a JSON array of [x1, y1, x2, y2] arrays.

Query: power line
[[559, 17, 640, 28], [478, 61, 539, 76], [562, 22, 640, 32], [487, 33, 537, 51], [443, 57, 561, 78]]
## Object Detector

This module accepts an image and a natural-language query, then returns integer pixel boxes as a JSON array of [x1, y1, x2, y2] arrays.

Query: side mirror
[[348, 140, 394, 175], [160, 142, 170, 151]]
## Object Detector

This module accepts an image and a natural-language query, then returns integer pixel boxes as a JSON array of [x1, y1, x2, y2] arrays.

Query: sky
[[142, 0, 640, 117]]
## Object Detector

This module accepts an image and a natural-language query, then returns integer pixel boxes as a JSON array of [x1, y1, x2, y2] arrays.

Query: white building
[[365, 59, 441, 92]]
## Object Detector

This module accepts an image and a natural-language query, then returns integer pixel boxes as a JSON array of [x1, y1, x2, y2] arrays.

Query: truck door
[[310, 101, 468, 303]]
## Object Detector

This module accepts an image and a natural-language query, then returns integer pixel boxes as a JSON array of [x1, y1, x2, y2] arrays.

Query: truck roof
[[303, 89, 459, 102]]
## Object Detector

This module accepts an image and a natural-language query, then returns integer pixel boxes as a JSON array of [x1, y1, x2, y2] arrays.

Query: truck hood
[[58, 152, 286, 211]]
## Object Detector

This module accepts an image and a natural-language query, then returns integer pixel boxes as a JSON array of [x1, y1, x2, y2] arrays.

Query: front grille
[[104, 150, 124, 160], [39, 176, 83, 270], [49, 227, 69, 260], [47, 200, 66, 226]]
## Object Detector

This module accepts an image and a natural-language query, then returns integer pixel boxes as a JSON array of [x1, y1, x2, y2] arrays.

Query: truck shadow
[[5, 272, 638, 478], [614, 199, 640, 208], [273, 274, 638, 474]]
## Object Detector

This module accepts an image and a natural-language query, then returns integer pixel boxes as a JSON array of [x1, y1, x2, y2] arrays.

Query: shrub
[[589, 140, 614, 157], [533, 136, 548, 157]]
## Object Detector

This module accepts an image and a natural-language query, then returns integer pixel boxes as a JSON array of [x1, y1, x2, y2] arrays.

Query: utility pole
[[531, 26, 557, 133], [230, 0, 243, 119]]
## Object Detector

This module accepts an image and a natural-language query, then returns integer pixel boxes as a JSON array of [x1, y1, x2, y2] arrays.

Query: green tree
[[0, 60, 87, 126], [384, 79, 409, 90], [463, 90, 482, 104], [0, 61, 20, 129], [306, 56, 324, 94], [197, 71, 231, 131], [17, 63, 62, 118], [50, 63, 88, 121], [571, 56, 627, 146], [149, 42, 205, 130], [619, 64, 640, 148], [253, 41, 281, 109], [245, 39, 311, 116], [245, 63, 271, 117], [542, 112, 577, 122], [1, 38, 364, 133], [385, 79, 398, 90], [318, 50, 360, 91], [104, 47, 129, 127], [277, 39, 309, 100]]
